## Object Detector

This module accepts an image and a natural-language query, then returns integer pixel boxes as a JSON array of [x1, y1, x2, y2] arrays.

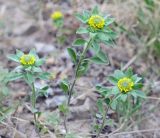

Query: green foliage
[[97, 68, 145, 112], [8, 49, 50, 85], [90, 50, 109, 64], [76, 27, 89, 34], [76, 59, 89, 77], [0, 66, 9, 96], [8, 49, 50, 134], [65, 133, 77, 138], [45, 112, 60, 126], [64, 6, 117, 136], [52, 18, 64, 28], [97, 99, 104, 115], [60, 79, 70, 93], [94, 68, 145, 137], [136, 0, 160, 57], [2, 4, 149, 138], [67, 48, 77, 63], [0, 107, 15, 123], [67, 5, 117, 77], [0, 66, 16, 123], [144, 0, 155, 10], [73, 38, 87, 46], [58, 103, 69, 115]]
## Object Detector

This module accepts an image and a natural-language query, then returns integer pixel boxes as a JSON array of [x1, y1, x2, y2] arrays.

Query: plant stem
[[63, 114, 68, 132], [96, 106, 109, 138], [31, 82, 41, 137], [63, 38, 92, 133], [67, 38, 92, 106]]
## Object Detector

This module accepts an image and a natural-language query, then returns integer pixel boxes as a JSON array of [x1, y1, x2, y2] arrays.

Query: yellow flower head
[[20, 54, 36, 66], [51, 11, 63, 20], [88, 15, 105, 29], [118, 77, 134, 93]]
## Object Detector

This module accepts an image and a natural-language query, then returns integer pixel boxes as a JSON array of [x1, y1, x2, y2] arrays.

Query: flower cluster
[[75, 6, 115, 35], [8, 49, 45, 69], [88, 15, 105, 29], [51, 11, 64, 28], [96, 68, 145, 110], [109, 69, 144, 95], [20, 54, 35, 66], [51, 11, 63, 20], [72, 6, 116, 66], [117, 77, 134, 93], [8, 49, 50, 85]]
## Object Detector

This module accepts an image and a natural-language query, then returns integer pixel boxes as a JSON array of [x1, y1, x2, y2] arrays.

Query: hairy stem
[[63, 38, 92, 133], [96, 106, 109, 138], [67, 38, 92, 106], [63, 114, 68, 132], [31, 82, 41, 137]]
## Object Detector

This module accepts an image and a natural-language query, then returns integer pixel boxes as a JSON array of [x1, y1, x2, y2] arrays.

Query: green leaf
[[7, 55, 19, 62], [108, 76, 118, 85], [83, 10, 90, 19], [31, 108, 38, 114], [7, 72, 23, 81], [26, 72, 34, 83], [76, 27, 88, 34], [1, 85, 9, 96], [96, 85, 112, 97], [0, 107, 15, 122], [114, 70, 125, 79], [106, 119, 114, 127], [16, 49, 24, 58], [46, 112, 60, 126], [120, 94, 127, 102], [97, 99, 104, 114], [131, 90, 146, 98], [125, 68, 133, 77], [38, 72, 50, 80], [90, 49, 109, 64], [73, 38, 86, 46], [133, 83, 143, 89], [96, 113, 102, 119], [104, 98, 110, 105], [67, 48, 77, 63], [32, 67, 42, 72], [103, 39, 116, 47], [111, 87, 120, 95], [29, 49, 37, 56], [54, 18, 64, 28], [41, 86, 49, 91], [96, 85, 110, 92], [91, 41, 100, 54], [131, 74, 142, 83], [90, 56, 106, 64], [60, 80, 69, 93], [144, 0, 154, 7], [110, 99, 117, 110], [97, 50, 109, 64], [76, 59, 89, 77], [35, 59, 45, 66], [59, 104, 69, 114], [105, 18, 115, 26], [97, 33, 110, 41], [92, 6, 99, 14], [65, 133, 77, 138], [130, 91, 138, 99], [75, 13, 87, 23]]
